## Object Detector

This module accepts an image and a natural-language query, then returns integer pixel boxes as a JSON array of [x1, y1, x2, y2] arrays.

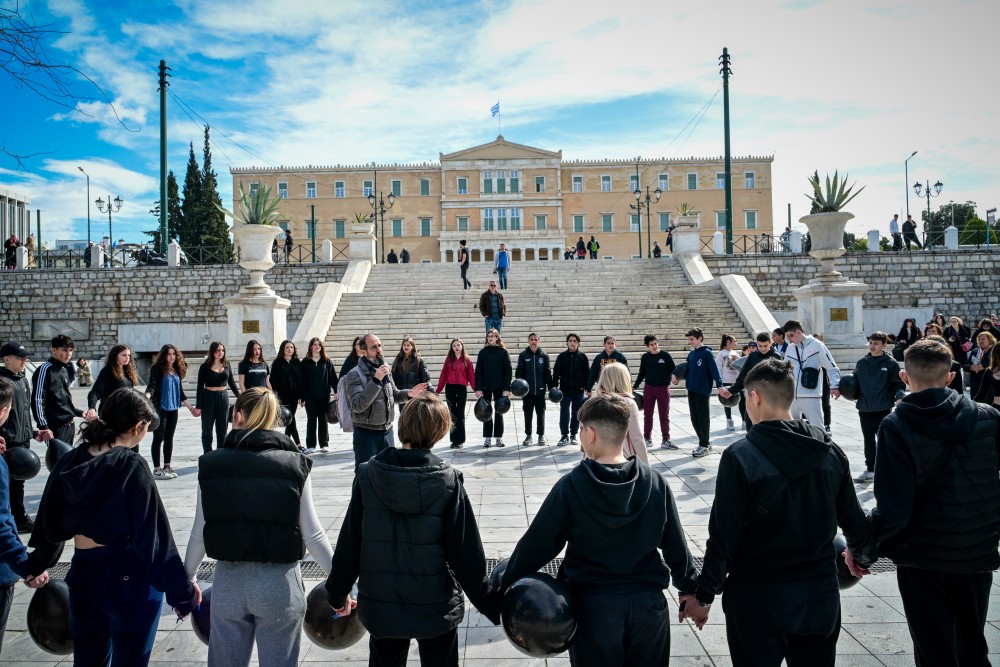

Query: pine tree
[[146, 170, 182, 248], [197, 126, 232, 261], [180, 143, 202, 248]]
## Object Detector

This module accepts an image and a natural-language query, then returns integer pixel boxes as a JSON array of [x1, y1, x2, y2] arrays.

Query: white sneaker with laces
[[305, 447, 316, 454], [661, 440, 678, 450], [152, 468, 169, 480], [855, 470, 874, 483], [692, 445, 713, 458]]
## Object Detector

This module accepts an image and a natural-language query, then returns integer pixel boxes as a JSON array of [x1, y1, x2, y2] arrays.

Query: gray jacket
[[345, 357, 410, 431]]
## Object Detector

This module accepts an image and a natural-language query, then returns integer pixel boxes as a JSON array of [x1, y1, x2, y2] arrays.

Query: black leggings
[[482, 388, 504, 438], [281, 398, 300, 445], [151, 409, 178, 467], [200, 391, 229, 454], [444, 385, 468, 445]]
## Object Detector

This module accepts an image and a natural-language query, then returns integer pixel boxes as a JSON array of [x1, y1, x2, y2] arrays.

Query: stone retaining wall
[[0, 263, 347, 359]]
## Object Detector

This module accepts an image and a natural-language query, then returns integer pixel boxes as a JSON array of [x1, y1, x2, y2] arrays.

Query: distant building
[[230, 136, 774, 262], [0, 187, 31, 241]]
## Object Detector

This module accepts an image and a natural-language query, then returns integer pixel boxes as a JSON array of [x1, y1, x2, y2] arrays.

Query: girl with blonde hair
[[596, 363, 647, 463]]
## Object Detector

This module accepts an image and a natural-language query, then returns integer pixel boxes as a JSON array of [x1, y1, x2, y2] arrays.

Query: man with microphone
[[344, 333, 428, 471]]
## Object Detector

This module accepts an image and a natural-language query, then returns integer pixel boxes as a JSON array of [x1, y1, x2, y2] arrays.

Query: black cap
[[0, 342, 29, 358]]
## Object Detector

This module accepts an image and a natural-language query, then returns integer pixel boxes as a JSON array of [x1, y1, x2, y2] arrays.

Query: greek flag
[[491, 102, 500, 117]]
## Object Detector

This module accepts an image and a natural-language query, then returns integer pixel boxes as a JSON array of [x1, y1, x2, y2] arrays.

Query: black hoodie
[[500, 457, 697, 597], [695, 420, 872, 605], [864, 388, 1000, 573]]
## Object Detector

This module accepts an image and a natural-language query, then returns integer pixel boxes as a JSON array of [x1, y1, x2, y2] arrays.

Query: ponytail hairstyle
[[233, 386, 280, 433], [106, 344, 139, 386], [720, 333, 736, 350], [82, 388, 156, 448]]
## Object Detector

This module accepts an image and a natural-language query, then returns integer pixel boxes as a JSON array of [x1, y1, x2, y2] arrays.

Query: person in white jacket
[[781, 320, 841, 429]]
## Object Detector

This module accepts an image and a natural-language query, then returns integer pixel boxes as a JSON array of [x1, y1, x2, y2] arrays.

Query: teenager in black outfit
[[196, 342, 240, 454], [727, 331, 780, 430], [300, 337, 337, 454], [32, 334, 95, 444], [459, 239, 472, 289], [0, 342, 48, 533], [552, 333, 589, 446], [87, 344, 141, 414], [271, 340, 302, 447], [340, 336, 363, 379], [515, 333, 552, 446], [238, 339, 271, 392], [633, 334, 676, 449], [391, 337, 430, 413], [146, 344, 199, 479], [474, 329, 512, 448]]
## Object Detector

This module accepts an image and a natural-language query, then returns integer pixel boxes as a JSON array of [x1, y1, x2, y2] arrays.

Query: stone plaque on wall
[[829, 308, 848, 322], [242, 320, 260, 334], [31, 319, 91, 341]]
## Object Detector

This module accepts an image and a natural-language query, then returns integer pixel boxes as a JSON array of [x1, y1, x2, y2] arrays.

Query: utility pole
[[720, 48, 734, 254], [310, 204, 316, 262], [158, 60, 171, 254]]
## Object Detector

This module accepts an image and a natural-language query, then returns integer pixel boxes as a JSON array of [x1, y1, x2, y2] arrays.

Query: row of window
[[571, 172, 757, 193], [569, 211, 758, 233]]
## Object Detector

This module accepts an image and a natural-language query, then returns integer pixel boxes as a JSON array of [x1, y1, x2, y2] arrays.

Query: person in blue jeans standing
[[478, 281, 506, 334], [493, 242, 511, 289]]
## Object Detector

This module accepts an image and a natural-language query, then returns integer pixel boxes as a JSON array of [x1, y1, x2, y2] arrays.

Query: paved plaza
[[2, 386, 999, 665]]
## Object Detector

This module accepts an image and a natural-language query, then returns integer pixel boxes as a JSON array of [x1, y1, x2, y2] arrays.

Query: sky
[[2, 0, 998, 245]]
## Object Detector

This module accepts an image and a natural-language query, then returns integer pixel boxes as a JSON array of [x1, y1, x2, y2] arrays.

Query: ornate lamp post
[[95, 194, 123, 264], [368, 191, 395, 263], [630, 161, 662, 258], [913, 179, 943, 245]]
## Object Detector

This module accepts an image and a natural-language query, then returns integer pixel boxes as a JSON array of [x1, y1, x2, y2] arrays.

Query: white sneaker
[[569, 435, 579, 446], [495, 439, 505, 448], [644, 438, 653, 449], [152, 468, 170, 480], [692, 445, 713, 458], [484, 438, 491, 448], [661, 440, 678, 450], [557, 436, 569, 446], [163, 465, 178, 479], [727, 419, 735, 431], [305, 447, 316, 454], [855, 470, 874, 483]]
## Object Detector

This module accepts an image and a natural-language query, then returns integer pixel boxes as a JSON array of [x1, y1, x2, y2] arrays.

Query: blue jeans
[[353, 425, 394, 472], [559, 390, 586, 437], [484, 317, 503, 335], [496, 266, 508, 289]]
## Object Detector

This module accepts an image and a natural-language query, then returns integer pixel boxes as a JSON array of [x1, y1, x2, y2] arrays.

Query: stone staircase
[[325, 257, 756, 384]]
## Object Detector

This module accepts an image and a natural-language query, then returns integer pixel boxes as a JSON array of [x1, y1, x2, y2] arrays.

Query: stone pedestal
[[867, 229, 880, 252], [945, 225, 959, 249], [168, 242, 182, 267], [672, 216, 701, 255], [792, 280, 869, 348], [224, 291, 291, 359], [349, 223, 376, 262]]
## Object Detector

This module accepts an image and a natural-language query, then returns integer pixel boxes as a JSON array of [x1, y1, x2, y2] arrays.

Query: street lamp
[[368, 191, 395, 263], [629, 160, 662, 258], [94, 194, 123, 263], [77, 167, 91, 245], [913, 179, 943, 245], [904, 151, 917, 218]]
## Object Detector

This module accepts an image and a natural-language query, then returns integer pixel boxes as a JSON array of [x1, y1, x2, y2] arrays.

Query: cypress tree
[[145, 170, 182, 247], [198, 126, 233, 260], [180, 143, 202, 248]]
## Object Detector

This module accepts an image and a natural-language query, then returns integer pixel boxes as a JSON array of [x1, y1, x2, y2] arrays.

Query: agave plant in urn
[[217, 182, 284, 292], [800, 171, 865, 281]]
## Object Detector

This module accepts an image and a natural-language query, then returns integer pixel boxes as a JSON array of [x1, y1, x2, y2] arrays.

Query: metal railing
[[700, 234, 794, 254], [179, 244, 238, 265]]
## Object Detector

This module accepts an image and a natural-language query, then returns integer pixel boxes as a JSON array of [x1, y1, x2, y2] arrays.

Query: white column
[[440, 249, 447, 263], [866, 229, 880, 252]]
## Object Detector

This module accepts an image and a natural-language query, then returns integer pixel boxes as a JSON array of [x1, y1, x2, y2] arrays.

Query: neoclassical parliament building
[[230, 136, 774, 263]]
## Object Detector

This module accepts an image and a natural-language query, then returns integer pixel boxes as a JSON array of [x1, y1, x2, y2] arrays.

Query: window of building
[[535, 214, 547, 230], [658, 174, 668, 191], [716, 172, 726, 189], [745, 171, 756, 189], [602, 213, 613, 233], [420, 179, 430, 196], [630, 214, 640, 233], [630, 175, 639, 191], [497, 170, 506, 194], [306, 182, 316, 198], [391, 180, 401, 197], [277, 220, 289, 232], [420, 217, 431, 236], [483, 170, 493, 195], [601, 175, 611, 192], [483, 208, 494, 231], [497, 207, 507, 230], [659, 212, 671, 231], [306, 222, 316, 240], [457, 216, 469, 231], [745, 210, 757, 229], [716, 211, 728, 228], [458, 177, 467, 194], [535, 176, 545, 193], [510, 170, 519, 193], [333, 181, 344, 198], [510, 208, 521, 230], [572, 175, 583, 193], [391, 219, 402, 236], [363, 180, 373, 197], [687, 173, 698, 190], [573, 214, 584, 233], [278, 182, 288, 199], [334, 220, 345, 238]]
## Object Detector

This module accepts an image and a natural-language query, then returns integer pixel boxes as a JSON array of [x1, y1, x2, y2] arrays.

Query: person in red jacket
[[435, 338, 475, 449]]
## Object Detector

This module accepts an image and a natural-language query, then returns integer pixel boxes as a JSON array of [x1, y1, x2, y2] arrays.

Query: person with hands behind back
[[474, 329, 512, 448]]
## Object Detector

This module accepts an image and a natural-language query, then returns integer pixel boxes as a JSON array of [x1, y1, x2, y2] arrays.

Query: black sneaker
[[16, 517, 34, 534]]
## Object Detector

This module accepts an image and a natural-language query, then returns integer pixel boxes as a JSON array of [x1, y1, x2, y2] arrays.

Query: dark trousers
[[369, 627, 459, 667], [522, 393, 545, 435], [460, 264, 471, 289], [892, 232, 903, 251], [0, 583, 12, 656], [821, 371, 831, 428], [52, 421, 75, 444], [150, 409, 178, 467], [481, 388, 504, 438], [904, 231, 923, 250], [444, 385, 468, 445], [858, 409, 890, 471], [738, 391, 750, 429], [568, 590, 669, 666], [722, 383, 734, 419], [642, 384, 671, 441], [723, 575, 840, 667], [353, 426, 394, 472], [66, 547, 164, 667], [5, 444, 27, 520], [896, 566, 992, 667], [304, 398, 330, 449], [199, 391, 229, 453], [280, 398, 300, 445], [589, 249, 597, 259], [688, 392, 711, 447], [559, 390, 585, 437]]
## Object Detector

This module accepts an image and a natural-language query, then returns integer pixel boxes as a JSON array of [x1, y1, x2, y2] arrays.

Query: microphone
[[375, 356, 389, 385]]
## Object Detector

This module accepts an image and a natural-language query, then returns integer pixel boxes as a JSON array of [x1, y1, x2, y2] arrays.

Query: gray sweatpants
[[790, 396, 824, 429], [208, 561, 306, 667]]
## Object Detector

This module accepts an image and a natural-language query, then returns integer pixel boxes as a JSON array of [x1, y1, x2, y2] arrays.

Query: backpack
[[336, 374, 353, 432]]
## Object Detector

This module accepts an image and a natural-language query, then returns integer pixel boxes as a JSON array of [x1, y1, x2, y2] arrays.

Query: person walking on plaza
[[587, 335, 628, 396], [387, 248, 398, 264], [634, 334, 675, 449], [32, 334, 95, 445], [146, 344, 200, 479], [850, 332, 906, 483], [475, 329, 512, 448], [728, 331, 782, 430], [652, 241, 662, 258], [587, 235, 600, 259], [850, 339, 1000, 666], [781, 320, 841, 428], [238, 339, 272, 392], [271, 340, 303, 448], [283, 229, 293, 263], [345, 334, 427, 470], [1, 342, 49, 533], [553, 333, 589, 447], [690, 359, 873, 667], [493, 242, 511, 289], [400, 248, 410, 263], [197, 342, 240, 454], [673, 328, 727, 458], [902, 214, 923, 250], [436, 338, 475, 449], [515, 333, 552, 446], [88, 344, 140, 414], [716, 334, 741, 431], [184, 387, 332, 667], [458, 239, 472, 289], [299, 337, 337, 454], [575, 236, 586, 259], [478, 280, 505, 334], [889, 213, 902, 251]]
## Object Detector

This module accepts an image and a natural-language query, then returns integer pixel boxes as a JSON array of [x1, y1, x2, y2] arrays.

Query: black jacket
[[864, 388, 1000, 573], [475, 346, 512, 391], [852, 353, 906, 412], [964, 345, 994, 404], [729, 347, 782, 395], [32, 358, 83, 430], [500, 457, 697, 598], [391, 355, 430, 391], [29, 446, 197, 612], [896, 326, 922, 348], [0, 367, 36, 444], [270, 357, 302, 405], [326, 448, 488, 639], [515, 347, 552, 395], [299, 357, 337, 402], [695, 420, 872, 605], [199, 429, 310, 564], [634, 351, 676, 388], [87, 367, 135, 410], [587, 350, 628, 391], [553, 349, 589, 393]]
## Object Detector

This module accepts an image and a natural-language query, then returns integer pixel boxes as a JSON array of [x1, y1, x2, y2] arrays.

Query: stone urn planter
[[232, 223, 280, 293], [799, 211, 853, 281]]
